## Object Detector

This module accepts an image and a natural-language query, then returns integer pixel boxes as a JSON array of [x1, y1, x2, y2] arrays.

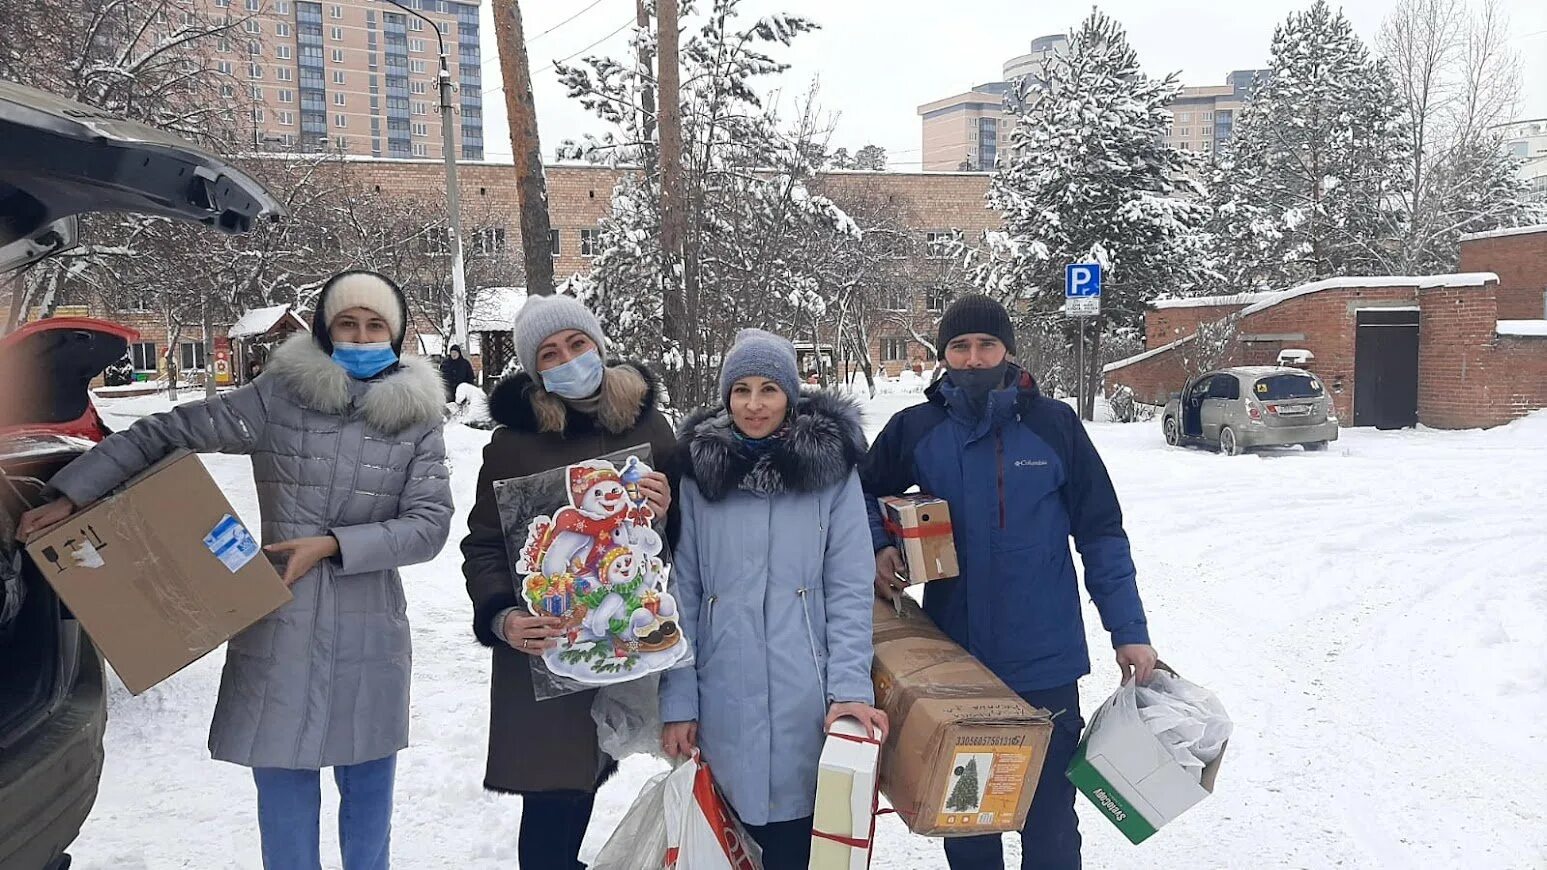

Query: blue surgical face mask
[[540, 349, 605, 399], [332, 341, 398, 379]]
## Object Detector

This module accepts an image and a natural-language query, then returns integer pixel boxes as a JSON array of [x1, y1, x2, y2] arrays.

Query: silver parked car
[[1162, 366, 1339, 455]]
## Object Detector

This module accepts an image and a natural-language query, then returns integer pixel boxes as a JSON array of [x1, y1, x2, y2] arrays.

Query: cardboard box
[[810, 716, 881, 870], [1067, 683, 1226, 844], [878, 495, 958, 583], [26, 450, 291, 694], [871, 596, 1052, 837]]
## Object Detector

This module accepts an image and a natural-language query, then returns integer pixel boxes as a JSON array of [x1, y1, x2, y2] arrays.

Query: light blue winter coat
[[660, 391, 876, 826]]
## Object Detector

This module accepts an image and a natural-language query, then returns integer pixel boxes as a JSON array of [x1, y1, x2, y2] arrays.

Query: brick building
[[1104, 225, 1547, 429]]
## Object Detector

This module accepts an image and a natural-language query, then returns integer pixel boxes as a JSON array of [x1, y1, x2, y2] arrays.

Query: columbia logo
[[1014, 460, 1049, 468]]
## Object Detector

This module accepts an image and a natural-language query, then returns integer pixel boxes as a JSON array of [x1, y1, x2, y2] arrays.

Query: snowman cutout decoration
[[516, 456, 686, 683]]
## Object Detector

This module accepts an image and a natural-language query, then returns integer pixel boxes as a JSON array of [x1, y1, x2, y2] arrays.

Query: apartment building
[[204, 0, 484, 159], [1496, 118, 1547, 200]]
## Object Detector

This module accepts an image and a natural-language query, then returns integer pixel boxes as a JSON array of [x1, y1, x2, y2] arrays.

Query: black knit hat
[[937, 294, 1016, 355]]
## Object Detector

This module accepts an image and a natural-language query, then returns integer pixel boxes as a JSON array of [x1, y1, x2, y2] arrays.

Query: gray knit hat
[[511, 294, 607, 375], [719, 328, 800, 408]]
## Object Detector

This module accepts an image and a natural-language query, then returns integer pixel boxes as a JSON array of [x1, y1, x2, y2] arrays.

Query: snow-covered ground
[[70, 389, 1547, 868]]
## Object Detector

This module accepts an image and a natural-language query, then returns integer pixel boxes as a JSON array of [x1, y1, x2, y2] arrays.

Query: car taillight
[[1249, 405, 1263, 420]]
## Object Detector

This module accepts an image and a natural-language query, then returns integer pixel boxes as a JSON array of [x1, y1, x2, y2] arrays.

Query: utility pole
[[492, 0, 554, 296], [636, 0, 656, 151], [384, 0, 468, 348]]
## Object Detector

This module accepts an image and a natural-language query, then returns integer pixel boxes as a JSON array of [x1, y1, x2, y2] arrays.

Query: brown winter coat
[[461, 360, 678, 794]]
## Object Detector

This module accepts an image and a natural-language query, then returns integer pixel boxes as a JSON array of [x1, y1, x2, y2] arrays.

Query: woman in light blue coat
[[660, 329, 888, 869]]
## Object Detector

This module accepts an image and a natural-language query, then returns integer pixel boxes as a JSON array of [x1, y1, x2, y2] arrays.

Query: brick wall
[[1458, 227, 1547, 320], [1144, 303, 1249, 347], [1418, 283, 1547, 428]]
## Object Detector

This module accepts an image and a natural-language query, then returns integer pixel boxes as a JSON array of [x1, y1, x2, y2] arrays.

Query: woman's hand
[[502, 611, 566, 655], [873, 546, 907, 599], [826, 702, 890, 742], [264, 535, 341, 586], [638, 471, 672, 518], [16, 497, 77, 543], [662, 721, 698, 759], [1117, 644, 1160, 685]]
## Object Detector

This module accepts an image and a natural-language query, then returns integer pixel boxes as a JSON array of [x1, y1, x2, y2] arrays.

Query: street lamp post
[[383, 0, 468, 354]]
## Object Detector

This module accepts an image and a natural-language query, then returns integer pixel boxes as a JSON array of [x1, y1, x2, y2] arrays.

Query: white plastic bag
[[593, 770, 672, 870], [1133, 671, 1233, 781], [662, 754, 763, 870]]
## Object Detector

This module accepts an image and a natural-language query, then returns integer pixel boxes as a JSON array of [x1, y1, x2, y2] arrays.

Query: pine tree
[[1209, 0, 1412, 290], [970, 9, 1207, 416], [946, 758, 981, 812]]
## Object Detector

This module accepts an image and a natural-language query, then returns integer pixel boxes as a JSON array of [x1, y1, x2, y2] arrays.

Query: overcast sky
[[478, 0, 1547, 167]]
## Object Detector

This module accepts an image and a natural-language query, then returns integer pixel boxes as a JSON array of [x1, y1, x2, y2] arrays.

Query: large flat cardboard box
[[1067, 683, 1226, 844], [871, 596, 1051, 837], [26, 450, 291, 694], [878, 495, 958, 583]]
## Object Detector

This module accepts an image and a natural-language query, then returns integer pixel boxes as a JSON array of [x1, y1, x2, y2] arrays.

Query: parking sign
[[1065, 263, 1102, 317]]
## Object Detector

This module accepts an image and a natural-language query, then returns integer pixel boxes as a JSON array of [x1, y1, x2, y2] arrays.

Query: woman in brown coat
[[461, 295, 677, 869]]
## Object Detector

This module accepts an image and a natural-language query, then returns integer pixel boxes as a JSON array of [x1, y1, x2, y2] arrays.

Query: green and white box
[[1066, 683, 1226, 844]]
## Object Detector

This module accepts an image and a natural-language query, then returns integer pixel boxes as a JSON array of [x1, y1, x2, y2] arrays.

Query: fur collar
[[488, 360, 661, 436], [263, 333, 445, 434], [679, 390, 866, 502]]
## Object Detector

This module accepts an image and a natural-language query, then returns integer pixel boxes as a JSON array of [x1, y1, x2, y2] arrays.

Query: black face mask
[[948, 362, 1010, 415]]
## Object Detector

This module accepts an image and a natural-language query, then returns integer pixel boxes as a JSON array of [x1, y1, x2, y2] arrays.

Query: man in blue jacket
[[861, 294, 1159, 870]]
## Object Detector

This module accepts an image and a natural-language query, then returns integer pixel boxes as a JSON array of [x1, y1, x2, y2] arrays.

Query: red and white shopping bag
[[662, 752, 762, 870]]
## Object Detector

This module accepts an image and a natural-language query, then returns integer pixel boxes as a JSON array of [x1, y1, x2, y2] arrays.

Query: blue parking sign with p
[[1066, 263, 1102, 298]]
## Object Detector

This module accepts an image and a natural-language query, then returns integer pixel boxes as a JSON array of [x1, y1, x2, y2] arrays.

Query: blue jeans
[[252, 754, 396, 870], [943, 684, 1084, 870]]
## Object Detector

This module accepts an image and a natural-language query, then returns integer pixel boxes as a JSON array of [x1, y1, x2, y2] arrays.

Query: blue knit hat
[[719, 328, 800, 408]]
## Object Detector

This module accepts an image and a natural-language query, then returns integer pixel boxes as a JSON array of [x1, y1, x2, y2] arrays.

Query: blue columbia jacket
[[859, 367, 1149, 692]]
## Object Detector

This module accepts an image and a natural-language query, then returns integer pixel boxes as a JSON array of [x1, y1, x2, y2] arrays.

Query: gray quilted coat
[[49, 332, 453, 769]]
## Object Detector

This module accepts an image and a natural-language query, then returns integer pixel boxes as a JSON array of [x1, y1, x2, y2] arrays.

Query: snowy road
[[70, 391, 1547, 869]]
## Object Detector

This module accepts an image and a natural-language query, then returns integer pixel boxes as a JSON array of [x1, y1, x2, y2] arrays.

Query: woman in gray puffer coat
[[660, 329, 888, 870], [18, 270, 453, 870]]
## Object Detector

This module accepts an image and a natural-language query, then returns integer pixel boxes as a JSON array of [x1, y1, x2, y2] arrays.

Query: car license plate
[[1278, 405, 1310, 416]]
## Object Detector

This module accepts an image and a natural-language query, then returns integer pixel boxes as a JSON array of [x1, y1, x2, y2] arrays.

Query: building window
[[410, 38, 425, 53], [335, 114, 348, 128], [881, 337, 909, 362], [924, 231, 955, 260], [214, 0, 229, 7], [218, 37, 231, 52], [249, 62, 263, 79], [280, 110, 295, 125], [550, 229, 561, 256], [217, 60, 233, 75], [253, 107, 266, 123], [332, 48, 345, 63], [245, 18, 261, 34], [129, 342, 158, 371], [276, 22, 292, 37], [248, 39, 260, 55], [331, 25, 343, 40], [411, 80, 428, 95], [333, 70, 346, 84], [245, 0, 259, 9], [412, 121, 428, 136], [1203, 140, 1214, 152], [276, 0, 289, 11], [1178, 112, 1191, 123], [180, 342, 207, 372], [412, 142, 428, 157], [409, 17, 424, 31], [581, 228, 597, 256], [334, 92, 346, 106], [330, 4, 342, 18], [335, 136, 349, 150], [411, 59, 428, 74], [926, 286, 950, 311], [220, 83, 235, 97], [250, 85, 263, 99], [1202, 111, 1214, 122], [413, 101, 427, 115], [474, 227, 507, 255], [276, 45, 292, 59], [277, 66, 293, 81], [1181, 141, 1191, 151]]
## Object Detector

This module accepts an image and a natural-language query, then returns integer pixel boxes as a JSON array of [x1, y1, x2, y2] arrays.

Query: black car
[[0, 78, 279, 870]]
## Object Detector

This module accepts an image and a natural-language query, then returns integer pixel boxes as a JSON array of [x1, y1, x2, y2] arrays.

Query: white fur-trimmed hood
[[264, 333, 445, 433]]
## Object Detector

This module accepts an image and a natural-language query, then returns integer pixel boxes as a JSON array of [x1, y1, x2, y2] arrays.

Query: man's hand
[[1117, 644, 1159, 685], [638, 471, 672, 519], [873, 546, 907, 599], [264, 535, 341, 586], [662, 721, 698, 759], [502, 611, 565, 655], [16, 497, 77, 543], [827, 702, 890, 742]]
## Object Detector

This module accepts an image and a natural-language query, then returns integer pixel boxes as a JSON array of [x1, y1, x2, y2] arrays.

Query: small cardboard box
[[26, 450, 291, 694], [810, 717, 881, 870], [878, 495, 958, 583], [1066, 683, 1226, 844], [871, 596, 1052, 837]]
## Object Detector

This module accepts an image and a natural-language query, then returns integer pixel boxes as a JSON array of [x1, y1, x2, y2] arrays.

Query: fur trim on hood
[[679, 390, 866, 502], [264, 333, 445, 433], [488, 360, 661, 436]]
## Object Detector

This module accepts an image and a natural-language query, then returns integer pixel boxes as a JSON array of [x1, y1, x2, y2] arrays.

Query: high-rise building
[[917, 36, 1265, 172], [206, 0, 484, 160], [1496, 118, 1547, 200]]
